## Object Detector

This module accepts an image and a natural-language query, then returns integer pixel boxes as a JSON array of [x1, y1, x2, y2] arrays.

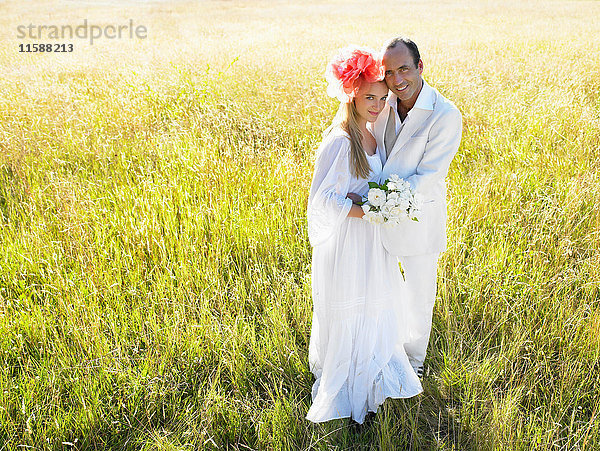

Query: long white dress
[[306, 127, 422, 424]]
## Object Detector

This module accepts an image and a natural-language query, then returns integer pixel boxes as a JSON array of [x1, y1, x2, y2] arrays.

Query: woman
[[306, 46, 422, 424]]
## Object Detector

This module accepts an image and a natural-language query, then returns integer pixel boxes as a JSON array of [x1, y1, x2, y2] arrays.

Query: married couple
[[306, 37, 462, 424]]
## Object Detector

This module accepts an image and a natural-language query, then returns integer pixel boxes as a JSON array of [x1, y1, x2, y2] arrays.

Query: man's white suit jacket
[[370, 80, 462, 257]]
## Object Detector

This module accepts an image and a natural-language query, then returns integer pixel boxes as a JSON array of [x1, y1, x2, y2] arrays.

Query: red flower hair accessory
[[326, 46, 384, 102]]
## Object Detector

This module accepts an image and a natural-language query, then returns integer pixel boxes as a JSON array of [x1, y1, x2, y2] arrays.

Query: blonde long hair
[[341, 100, 371, 179], [323, 99, 371, 179]]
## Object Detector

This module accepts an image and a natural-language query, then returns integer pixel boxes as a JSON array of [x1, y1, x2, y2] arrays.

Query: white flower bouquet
[[361, 174, 423, 226]]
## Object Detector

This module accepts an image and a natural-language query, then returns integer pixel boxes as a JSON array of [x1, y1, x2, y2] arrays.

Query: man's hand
[[346, 192, 363, 204]]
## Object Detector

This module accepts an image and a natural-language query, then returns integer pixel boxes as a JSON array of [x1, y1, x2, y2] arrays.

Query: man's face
[[382, 43, 423, 107]]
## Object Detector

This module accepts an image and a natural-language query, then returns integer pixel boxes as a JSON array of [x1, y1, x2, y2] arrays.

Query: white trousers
[[397, 253, 440, 369]]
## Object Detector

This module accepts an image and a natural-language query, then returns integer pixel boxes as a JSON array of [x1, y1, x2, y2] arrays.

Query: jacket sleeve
[[405, 107, 462, 198], [307, 133, 353, 247]]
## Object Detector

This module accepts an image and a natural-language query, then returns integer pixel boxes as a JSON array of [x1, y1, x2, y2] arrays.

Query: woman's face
[[353, 80, 389, 124]]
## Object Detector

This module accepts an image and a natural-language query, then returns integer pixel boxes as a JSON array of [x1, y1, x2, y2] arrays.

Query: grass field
[[1, 0, 600, 449]]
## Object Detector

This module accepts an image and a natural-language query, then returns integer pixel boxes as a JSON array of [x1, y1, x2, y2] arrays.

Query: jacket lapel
[[384, 81, 437, 166]]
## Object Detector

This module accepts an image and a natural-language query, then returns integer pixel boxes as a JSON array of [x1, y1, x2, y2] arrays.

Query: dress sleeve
[[307, 132, 354, 247]]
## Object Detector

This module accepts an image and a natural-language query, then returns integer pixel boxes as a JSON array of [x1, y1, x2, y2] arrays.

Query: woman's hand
[[346, 192, 362, 204], [347, 204, 365, 218], [346, 193, 365, 218]]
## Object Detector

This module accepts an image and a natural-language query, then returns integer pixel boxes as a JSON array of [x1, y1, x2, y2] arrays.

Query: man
[[371, 37, 462, 378]]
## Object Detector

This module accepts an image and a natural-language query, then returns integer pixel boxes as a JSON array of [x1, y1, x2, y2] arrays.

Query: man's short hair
[[383, 37, 420, 68]]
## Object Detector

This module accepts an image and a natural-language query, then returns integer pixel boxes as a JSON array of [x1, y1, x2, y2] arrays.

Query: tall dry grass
[[1, 0, 599, 448]]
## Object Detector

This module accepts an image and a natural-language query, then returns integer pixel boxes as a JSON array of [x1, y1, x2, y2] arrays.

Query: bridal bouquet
[[361, 174, 423, 226]]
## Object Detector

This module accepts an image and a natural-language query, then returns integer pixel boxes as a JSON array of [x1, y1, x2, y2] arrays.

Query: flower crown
[[325, 46, 384, 103]]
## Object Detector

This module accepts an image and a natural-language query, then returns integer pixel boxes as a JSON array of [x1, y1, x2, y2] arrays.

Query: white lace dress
[[306, 127, 422, 424]]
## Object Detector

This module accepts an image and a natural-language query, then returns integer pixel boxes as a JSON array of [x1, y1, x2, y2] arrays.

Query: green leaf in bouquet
[[368, 181, 380, 189]]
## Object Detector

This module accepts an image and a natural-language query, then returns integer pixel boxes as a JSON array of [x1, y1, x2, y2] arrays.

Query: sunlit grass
[[1, 0, 599, 448]]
